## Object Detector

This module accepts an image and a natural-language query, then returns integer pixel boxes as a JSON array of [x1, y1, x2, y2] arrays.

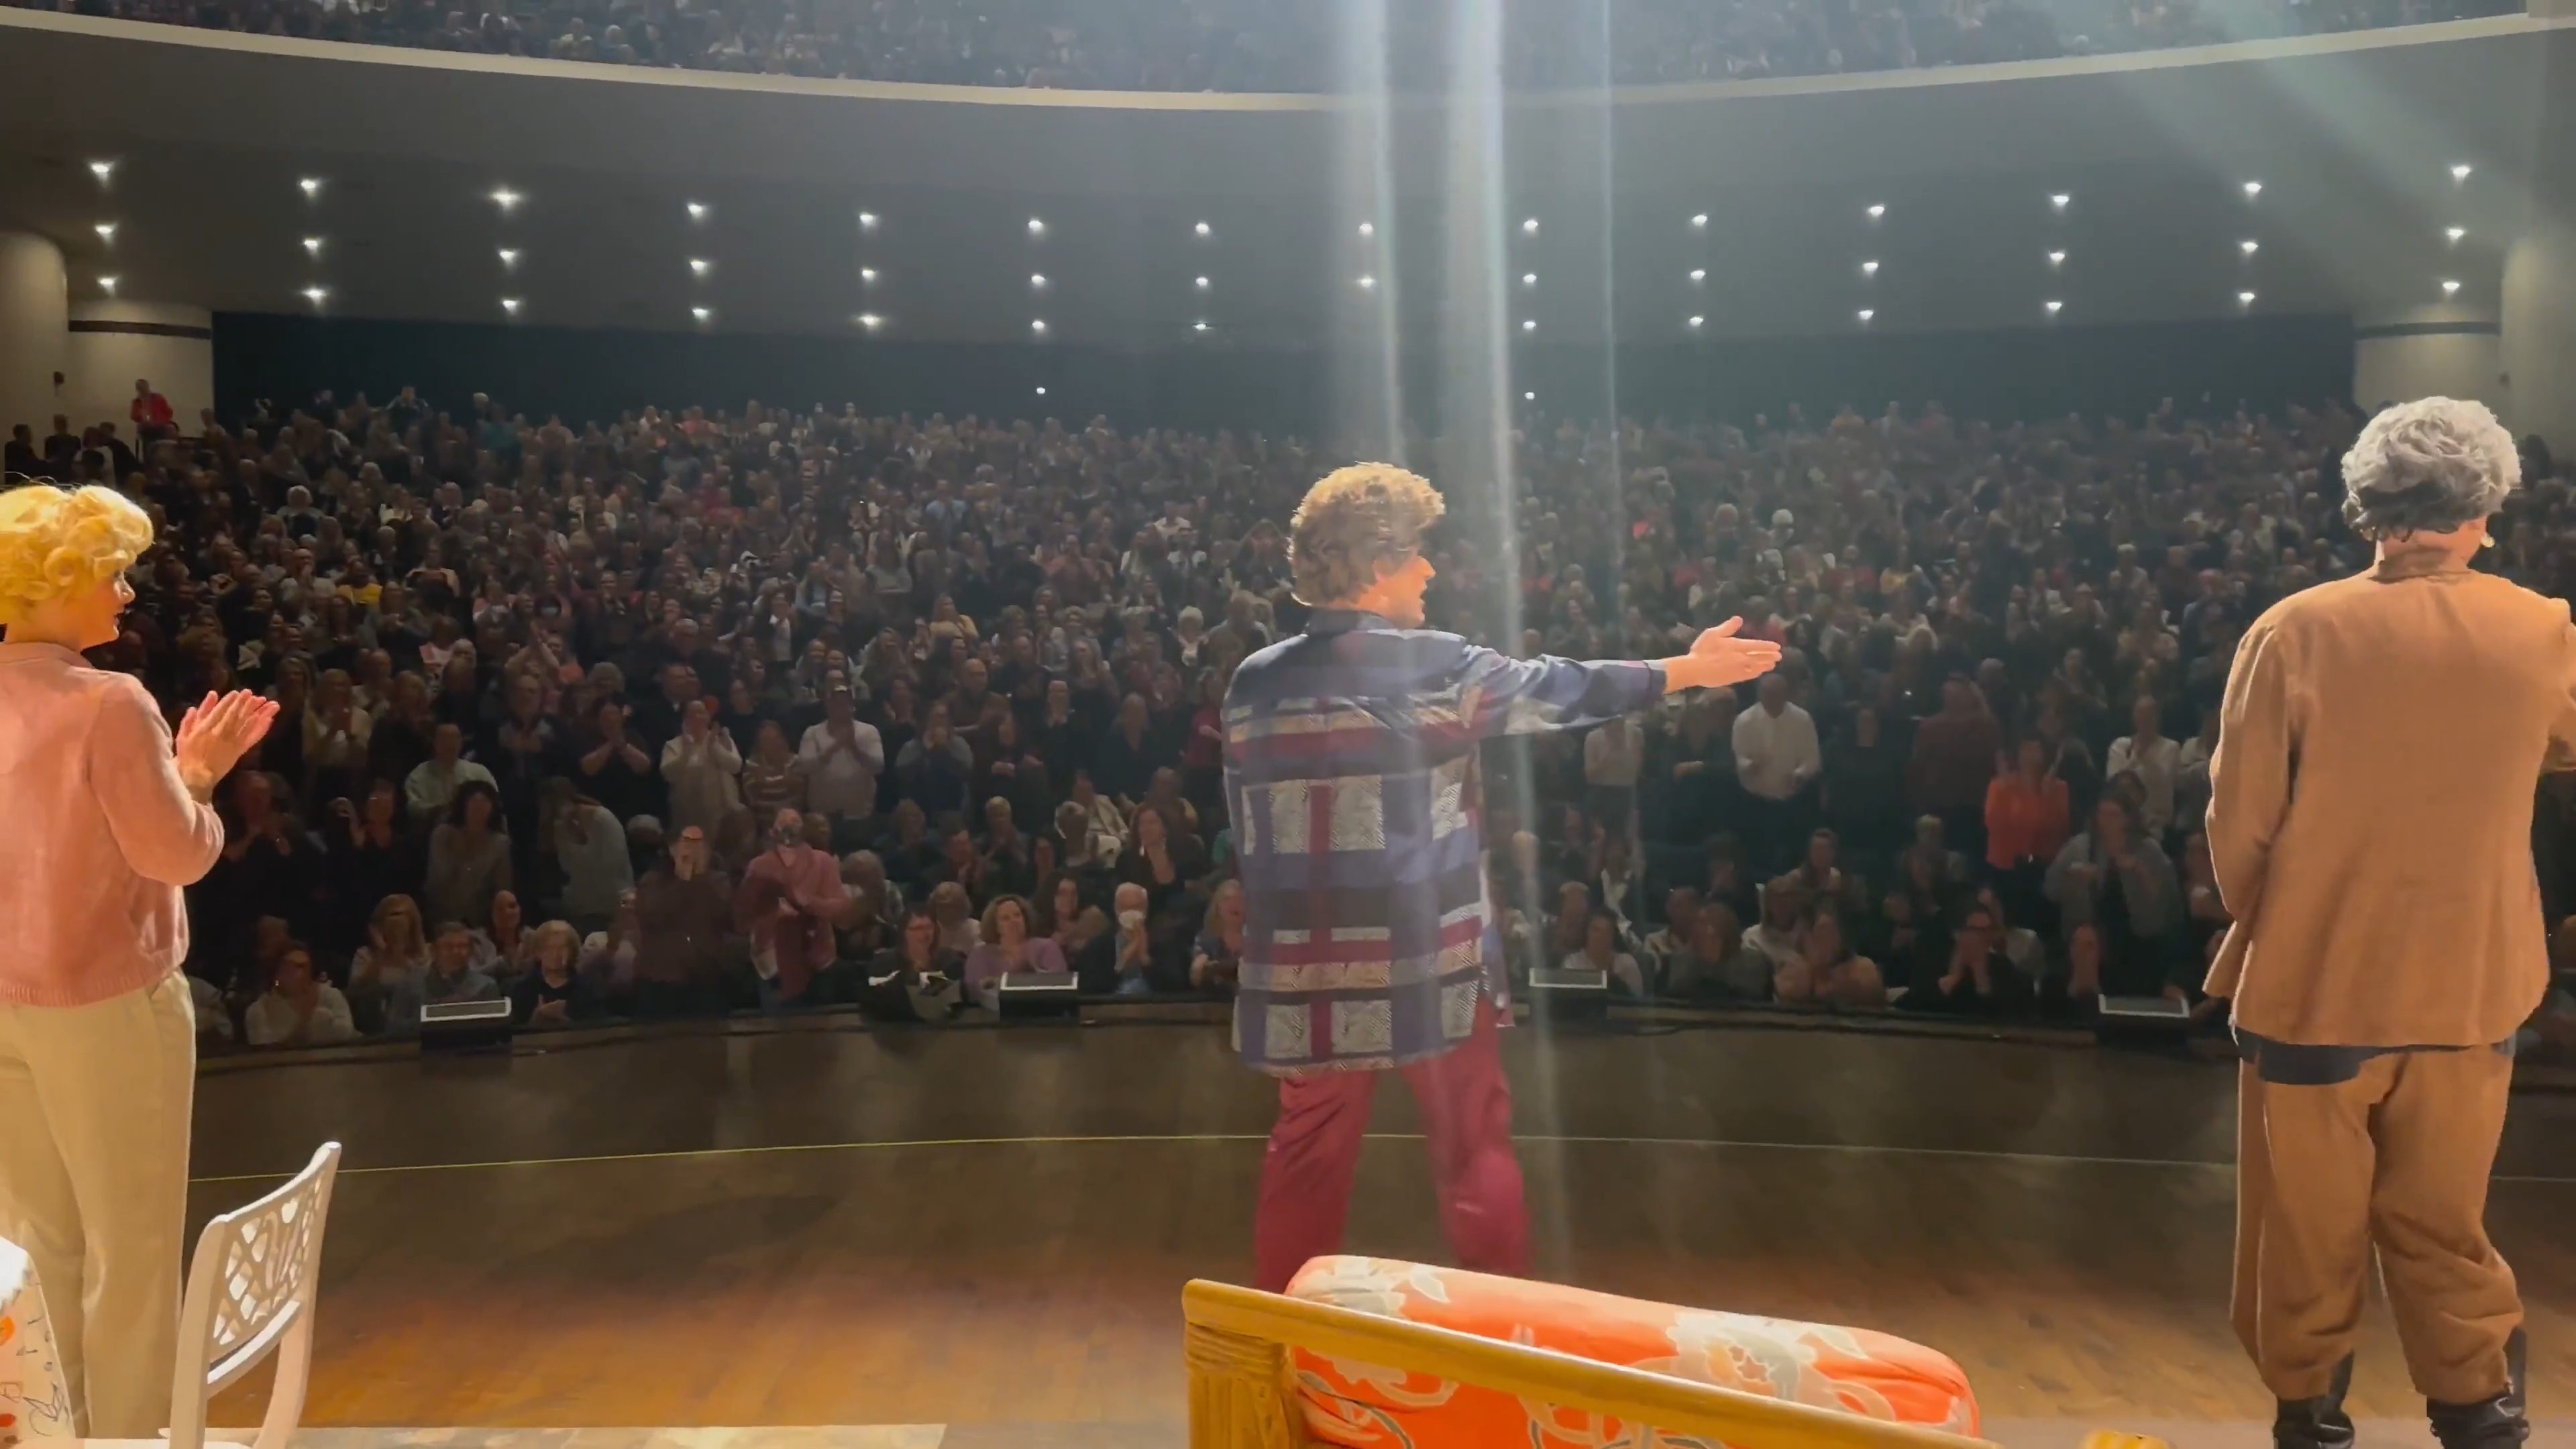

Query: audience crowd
[[6, 0, 2520, 90], [8, 378, 2576, 1059]]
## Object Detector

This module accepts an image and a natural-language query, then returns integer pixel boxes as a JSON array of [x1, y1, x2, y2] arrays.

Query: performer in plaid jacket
[[1226, 463, 1781, 1291]]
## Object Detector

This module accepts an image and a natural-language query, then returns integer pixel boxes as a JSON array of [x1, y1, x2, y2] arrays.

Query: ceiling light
[[858, 211, 879, 230], [1194, 221, 1211, 237], [1690, 213, 1709, 228], [1521, 272, 1537, 287], [2451, 162, 2473, 181], [1356, 274, 1377, 289], [686, 201, 709, 221], [303, 286, 328, 306], [1520, 319, 1536, 331], [1027, 217, 1046, 236], [1521, 218, 1538, 234], [2047, 250, 2066, 266], [1689, 268, 1707, 283], [1030, 273, 1048, 288], [303, 236, 323, 256], [1194, 276, 1210, 289], [501, 297, 522, 315], [1856, 308, 1875, 322], [2242, 180, 2263, 199], [490, 186, 522, 211], [497, 248, 520, 267], [1358, 221, 1375, 237], [2446, 226, 2467, 243], [857, 313, 883, 330], [860, 266, 878, 283], [1861, 260, 1879, 276], [2443, 278, 2462, 294], [1865, 203, 1886, 219], [1035, 386, 1048, 396], [1193, 321, 1210, 333], [2050, 193, 2070, 209], [1523, 390, 1536, 401], [97, 276, 117, 295], [299, 177, 323, 198], [2238, 290, 2257, 305], [2045, 299, 2063, 314], [88, 160, 115, 182], [1687, 315, 1704, 329], [2240, 239, 2260, 256], [688, 258, 711, 277], [692, 305, 712, 322], [1031, 318, 1047, 333], [93, 222, 116, 243]]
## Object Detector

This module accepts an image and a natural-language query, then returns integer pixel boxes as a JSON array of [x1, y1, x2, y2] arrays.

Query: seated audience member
[[864, 906, 964, 1022], [384, 922, 502, 1034], [1909, 898, 2032, 1017], [1699, 833, 1758, 923], [425, 781, 513, 941], [877, 798, 941, 887], [405, 721, 495, 824], [1639, 888, 1702, 983], [1193, 879, 1247, 996], [2044, 795, 2182, 993], [979, 797, 1040, 900], [471, 890, 537, 980], [925, 879, 982, 955], [1545, 879, 1597, 964], [245, 944, 360, 1049], [1562, 908, 1649, 997], [737, 808, 852, 1008], [511, 920, 605, 1028], [924, 825, 991, 908], [1591, 830, 1647, 941], [1116, 803, 1203, 919], [1893, 814, 1974, 892], [1063, 769, 1129, 863], [552, 782, 636, 930], [635, 826, 735, 1018], [580, 896, 642, 1004], [1033, 870, 1089, 955], [839, 849, 905, 958], [1777, 827, 1866, 920], [1774, 908, 1886, 1009], [1740, 881, 1807, 988], [349, 893, 434, 1031], [962, 893, 1069, 1008], [1664, 902, 1765, 1002], [2102, 694, 2181, 841], [1077, 881, 1159, 995], [1050, 800, 1118, 874]]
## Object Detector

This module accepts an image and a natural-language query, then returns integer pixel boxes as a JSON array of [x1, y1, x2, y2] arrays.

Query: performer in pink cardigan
[[0, 483, 276, 1437]]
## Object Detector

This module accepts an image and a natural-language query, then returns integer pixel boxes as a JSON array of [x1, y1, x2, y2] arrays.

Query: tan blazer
[[2206, 553, 2576, 1046]]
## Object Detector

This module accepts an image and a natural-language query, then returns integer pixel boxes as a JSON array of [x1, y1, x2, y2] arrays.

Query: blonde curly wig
[[0, 483, 154, 628]]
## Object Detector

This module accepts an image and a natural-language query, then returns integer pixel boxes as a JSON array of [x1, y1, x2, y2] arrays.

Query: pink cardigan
[[0, 643, 225, 1007]]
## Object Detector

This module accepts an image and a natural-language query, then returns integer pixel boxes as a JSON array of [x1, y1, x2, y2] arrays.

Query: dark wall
[[214, 311, 2355, 433]]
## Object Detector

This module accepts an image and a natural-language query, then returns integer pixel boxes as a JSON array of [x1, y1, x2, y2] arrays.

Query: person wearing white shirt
[[1582, 716, 1644, 830], [798, 683, 885, 822], [244, 946, 358, 1049], [2104, 693, 2183, 839], [1731, 674, 1822, 870], [659, 699, 743, 835]]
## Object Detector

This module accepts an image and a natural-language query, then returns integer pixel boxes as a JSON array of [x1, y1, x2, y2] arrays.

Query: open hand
[[176, 690, 280, 791], [1665, 619, 1782, 692]]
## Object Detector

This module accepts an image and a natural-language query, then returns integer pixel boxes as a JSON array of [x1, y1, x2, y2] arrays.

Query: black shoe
[[2274, 1355, 2357, 1449], [2428, 1328, 2530, 1448]]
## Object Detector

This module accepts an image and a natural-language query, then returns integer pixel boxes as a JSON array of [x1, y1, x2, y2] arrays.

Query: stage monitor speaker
[[419, 998, 515, 1053], [2094, 993, 2192, 1049], [1527, 967, 1611, 1024], [997, 970, 1080, 1020]]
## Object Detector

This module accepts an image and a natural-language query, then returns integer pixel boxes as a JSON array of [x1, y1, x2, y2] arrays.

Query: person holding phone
[[0, 483, 277, 1436]]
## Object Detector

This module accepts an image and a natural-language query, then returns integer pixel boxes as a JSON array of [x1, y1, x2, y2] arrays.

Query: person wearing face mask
[[735, 808, 851, 1010], [0, 484, 277, 1438]]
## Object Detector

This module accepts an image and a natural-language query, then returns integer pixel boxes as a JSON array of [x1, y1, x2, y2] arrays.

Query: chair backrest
[[167, 1143, 344, 1449]]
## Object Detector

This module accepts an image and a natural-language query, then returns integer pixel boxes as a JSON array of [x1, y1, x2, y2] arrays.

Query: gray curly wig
[[2341, 396, 2520, 538]]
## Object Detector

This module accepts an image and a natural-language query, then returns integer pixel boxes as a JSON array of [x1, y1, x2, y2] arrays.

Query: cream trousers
[[0, 971, 196, 1437]]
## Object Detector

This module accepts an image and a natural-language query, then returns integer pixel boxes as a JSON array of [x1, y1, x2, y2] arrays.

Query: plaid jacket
[[1222, 610, 1665, 1075]]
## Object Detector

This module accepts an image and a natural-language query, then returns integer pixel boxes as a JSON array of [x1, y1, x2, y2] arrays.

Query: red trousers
[[1252, 1004, 1531, 1292]]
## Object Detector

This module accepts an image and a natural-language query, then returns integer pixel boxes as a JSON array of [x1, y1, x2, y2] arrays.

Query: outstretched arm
[[1461, 619, 1781, 739]]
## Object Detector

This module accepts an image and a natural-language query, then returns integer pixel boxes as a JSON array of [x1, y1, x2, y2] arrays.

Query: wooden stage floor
[[186, 1021, 2576, 1443]]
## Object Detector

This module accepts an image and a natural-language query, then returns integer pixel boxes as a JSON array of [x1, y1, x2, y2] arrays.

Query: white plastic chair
[[135, 1143, 344, 1449]]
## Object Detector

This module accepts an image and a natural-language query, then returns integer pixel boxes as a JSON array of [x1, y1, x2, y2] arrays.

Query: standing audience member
[[1732, 674, 1821, 871]]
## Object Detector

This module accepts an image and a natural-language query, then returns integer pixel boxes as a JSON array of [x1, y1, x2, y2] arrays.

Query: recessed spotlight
[[1194, 276, 1210, 289], [97, 276, 117, 295], [857, 313, 883, 330], [1856, 308, 1875, 322], [860, 266, 878, 284], [1194, 221, 1211, 237], [1521, 272, 1537, 287], [2050, 193, 2071, 209], [93, 222, 116, 244], [1030, 273, 1048, 288], [1193, 321, 1210, 333], [688, 258, 711, 277], [2242, 180, 2263, 199], [1520, 319, 1536, 332], [501, 297, 523, 315], [1523, 390, 1536, 401], [692, 305, 712, 322], [2240, 239, 2260, 256], [1356, 274, 1377, 289], [1865, 203, 1886, 219], [2443, 278, 2462, 294], [491, 186, 522, 211], [1521, 218, 1538, 234], [497, 248, 520, 268], [686, 201, 709, 221], [1687, 315, 1705, 329], [2446, 226, 2467, 243], [2045, 299, 2063, 315], [303, 236, 323, 256], [88, 160, 115, 182], [1689, 268, 1707, 283], [2047, 250, 2066, 266], [858, 211, 879, 231], [1358, 221, 1375, 237], [2451, 163, 2473, 181], [303, 285, 329, 306], [2238, 290, 2257, 305], [299, 177, 323, 199], [1860, 260, 1879, 277], [1027, 217, 1046, 236], [1690, 213, 1709, 228], [1031, 318, 1048, 333], [1035, 386, 1048, 396]]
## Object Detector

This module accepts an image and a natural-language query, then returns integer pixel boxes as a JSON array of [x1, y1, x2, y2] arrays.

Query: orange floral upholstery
[[1284, 1256, 1980, 1448]]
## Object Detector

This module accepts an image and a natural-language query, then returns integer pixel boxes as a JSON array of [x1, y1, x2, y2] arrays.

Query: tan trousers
[[0, 972, 197, 1437], [2233, 1048, 2522, 1405]]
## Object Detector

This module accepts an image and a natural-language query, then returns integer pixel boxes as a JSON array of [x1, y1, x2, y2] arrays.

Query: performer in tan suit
[[2209, 397, 2563, 1449]]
